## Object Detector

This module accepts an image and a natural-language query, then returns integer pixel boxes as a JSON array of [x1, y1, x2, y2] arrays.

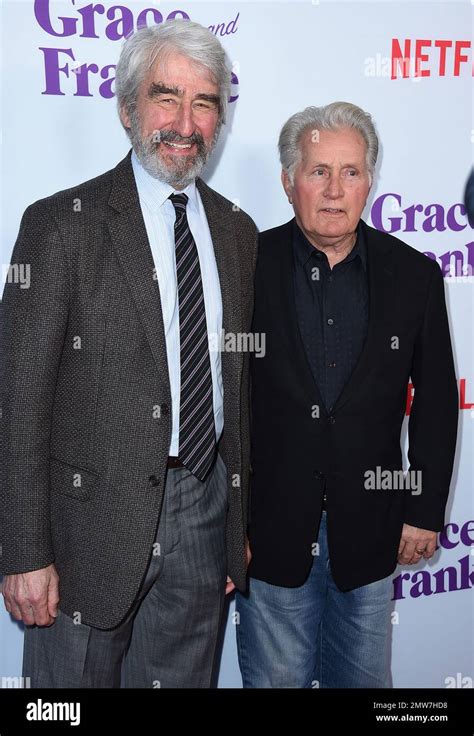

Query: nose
[[172, 102, 195, 139], [324, 174, 344, 200]]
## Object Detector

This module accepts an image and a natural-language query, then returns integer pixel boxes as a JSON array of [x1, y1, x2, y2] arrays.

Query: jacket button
[[148, 474, 161, 487], [328, 415, 336, 425], [315, 470, 325, 480], [161, 403, 169, 416]]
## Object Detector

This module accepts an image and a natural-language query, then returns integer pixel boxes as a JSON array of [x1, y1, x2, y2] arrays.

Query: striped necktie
[[169, 193, 216, 480]]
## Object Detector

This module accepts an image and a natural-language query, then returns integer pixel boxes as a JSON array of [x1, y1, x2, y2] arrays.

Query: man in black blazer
[[235, 102, 458, 688], [1, 20, 257, 687]]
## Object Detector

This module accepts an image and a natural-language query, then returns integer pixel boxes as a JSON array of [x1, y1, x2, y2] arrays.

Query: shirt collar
[[293, 218, 367, 272], [131, 149, 200, 214]]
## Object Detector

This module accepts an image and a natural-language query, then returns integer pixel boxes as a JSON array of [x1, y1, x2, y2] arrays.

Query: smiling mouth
[[321, 208, 344, 214], [163, 141, 194, 150]]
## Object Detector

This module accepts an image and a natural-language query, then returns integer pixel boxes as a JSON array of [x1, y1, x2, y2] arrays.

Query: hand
[[398, 524, 437, 565], [225, 576, 236, 595], [225, 537, 253, 595], [1, 564, 60, 626]]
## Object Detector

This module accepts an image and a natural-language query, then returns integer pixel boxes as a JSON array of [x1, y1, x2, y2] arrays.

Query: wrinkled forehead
[[298, 126, 368, 164], [144, 50, 218, 92]]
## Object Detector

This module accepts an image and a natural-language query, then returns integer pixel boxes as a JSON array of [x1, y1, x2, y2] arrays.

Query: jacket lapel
[[277, 220, 328, 413], [196, 178, 244, 403], [332, 221, 394, 412], [106, 151, 171, 398]]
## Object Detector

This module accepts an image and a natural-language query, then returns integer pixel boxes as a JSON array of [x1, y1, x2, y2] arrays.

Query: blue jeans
[[236, 512, 392, 688]]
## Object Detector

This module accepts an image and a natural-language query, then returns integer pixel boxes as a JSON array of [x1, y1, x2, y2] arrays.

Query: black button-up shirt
[[293, 220, 369, 413]]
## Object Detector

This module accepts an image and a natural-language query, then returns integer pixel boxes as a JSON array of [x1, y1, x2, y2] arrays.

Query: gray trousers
[[22, 454, 228, 688]]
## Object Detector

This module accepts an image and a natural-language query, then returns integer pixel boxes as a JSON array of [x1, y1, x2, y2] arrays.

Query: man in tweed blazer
[[1, 20, 257, 687]]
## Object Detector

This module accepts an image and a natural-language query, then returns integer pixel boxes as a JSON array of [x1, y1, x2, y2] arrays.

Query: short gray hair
[[115, 19, 231, 131], [279, 102, 379, 184]]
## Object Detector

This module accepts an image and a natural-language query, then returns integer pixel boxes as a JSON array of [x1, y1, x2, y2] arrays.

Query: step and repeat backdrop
[[1, 0, 472, 688]]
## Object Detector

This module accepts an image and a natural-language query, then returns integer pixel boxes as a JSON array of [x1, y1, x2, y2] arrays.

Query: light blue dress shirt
[[131, 150, 224, 455]]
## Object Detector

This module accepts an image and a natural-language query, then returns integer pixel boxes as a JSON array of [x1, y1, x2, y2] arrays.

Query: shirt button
[[327, 318, 334, 326]]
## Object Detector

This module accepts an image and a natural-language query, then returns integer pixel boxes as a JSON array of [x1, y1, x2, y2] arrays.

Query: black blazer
[[248, 218, 458, 591]]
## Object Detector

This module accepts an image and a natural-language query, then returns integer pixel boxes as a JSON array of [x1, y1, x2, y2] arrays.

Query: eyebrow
[[310, 162, 361, 169], [195, 93, 220, 106], [147, 82, 220, 107], [147, 83, 181, 98]]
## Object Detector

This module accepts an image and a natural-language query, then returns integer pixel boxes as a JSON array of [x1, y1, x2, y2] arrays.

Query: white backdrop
[[1, 0, 472, 689]]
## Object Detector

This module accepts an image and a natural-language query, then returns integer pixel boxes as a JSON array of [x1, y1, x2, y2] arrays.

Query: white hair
[[115, 19, 231, 133], [279, 102, 379, 184]]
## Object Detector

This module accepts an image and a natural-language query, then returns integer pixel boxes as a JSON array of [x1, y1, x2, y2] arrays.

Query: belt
[[167, 456, 185, 469]]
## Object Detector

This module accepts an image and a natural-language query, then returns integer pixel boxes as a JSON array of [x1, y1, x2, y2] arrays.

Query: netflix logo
[[391, 38, 472, 79]]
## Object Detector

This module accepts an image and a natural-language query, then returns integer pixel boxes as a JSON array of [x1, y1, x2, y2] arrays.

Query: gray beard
[[128, 108, 221, 189]]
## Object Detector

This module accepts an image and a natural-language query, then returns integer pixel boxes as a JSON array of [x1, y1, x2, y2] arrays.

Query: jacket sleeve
[[405, 260, 458, 531], [0, 204, 70, 574]]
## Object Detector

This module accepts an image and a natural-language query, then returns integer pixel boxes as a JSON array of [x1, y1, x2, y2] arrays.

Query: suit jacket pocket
[[50, 457, 99, 502]]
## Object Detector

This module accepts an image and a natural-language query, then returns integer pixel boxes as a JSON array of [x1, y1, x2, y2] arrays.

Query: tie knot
[[169, 192, 188, 211]]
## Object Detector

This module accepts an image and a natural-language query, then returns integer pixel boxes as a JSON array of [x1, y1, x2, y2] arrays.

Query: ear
[[281, 169, 293, 204], [120, 104, 131, 130]]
